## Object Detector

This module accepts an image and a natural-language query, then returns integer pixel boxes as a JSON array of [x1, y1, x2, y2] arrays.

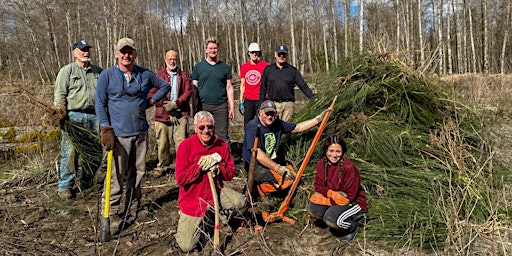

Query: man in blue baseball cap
[[54, 39, 103, 200], [259, 44, 315, 122]]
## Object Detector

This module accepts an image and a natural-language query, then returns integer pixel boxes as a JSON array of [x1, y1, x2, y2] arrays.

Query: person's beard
[[78, 57, 91, 63], [167, 64, 177, 71]]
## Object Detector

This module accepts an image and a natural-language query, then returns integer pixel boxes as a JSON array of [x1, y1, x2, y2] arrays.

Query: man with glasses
[[259, 44, 315, 122], [54, 39, 103, 200], [242, 100, 328, 198], [95, 38, 170, 231], [149, 50, 193, 177], [191, 37, 234, 145], [239, 42, 268, 127], [174, 111, 246, 252]]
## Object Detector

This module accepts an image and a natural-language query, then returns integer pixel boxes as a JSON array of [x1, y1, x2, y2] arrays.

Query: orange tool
[[262, 96, 337, 224]]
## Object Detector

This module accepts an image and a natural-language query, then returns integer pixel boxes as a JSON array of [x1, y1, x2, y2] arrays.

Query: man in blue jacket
[[95, 37, 170, 230]]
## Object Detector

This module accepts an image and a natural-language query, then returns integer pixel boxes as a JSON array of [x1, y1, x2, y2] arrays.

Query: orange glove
[[310, 193, 331, 206], [327, 190, 349, 206]]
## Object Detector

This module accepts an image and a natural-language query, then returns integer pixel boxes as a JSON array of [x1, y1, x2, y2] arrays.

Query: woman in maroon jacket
[[307, 135, 367, 241]]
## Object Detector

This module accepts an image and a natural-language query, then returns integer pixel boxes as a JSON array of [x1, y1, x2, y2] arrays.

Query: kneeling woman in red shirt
[[307, 135, 368, 241]]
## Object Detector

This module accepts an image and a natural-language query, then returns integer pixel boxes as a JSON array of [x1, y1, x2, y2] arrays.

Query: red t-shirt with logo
[[240, 60, 269, 100]]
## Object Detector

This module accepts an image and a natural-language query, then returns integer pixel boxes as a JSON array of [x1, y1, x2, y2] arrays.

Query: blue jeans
[[58, 111, 101, 191]]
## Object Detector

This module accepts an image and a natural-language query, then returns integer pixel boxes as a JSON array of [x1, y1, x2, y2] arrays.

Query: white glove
[[198, 153, 222, 171]]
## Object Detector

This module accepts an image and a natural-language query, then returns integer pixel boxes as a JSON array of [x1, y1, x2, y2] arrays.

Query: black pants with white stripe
[[306, 202, 361, 230]]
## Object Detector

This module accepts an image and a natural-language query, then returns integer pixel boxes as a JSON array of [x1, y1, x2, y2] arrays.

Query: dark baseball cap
[[260, 100, 277, 112], [72, 40, 92, 50], [275, 44, 288, 54]]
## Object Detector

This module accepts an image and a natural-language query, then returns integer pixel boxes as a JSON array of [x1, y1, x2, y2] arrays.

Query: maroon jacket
[[149, 67, 193, 122], [313, 157, 368, 212]]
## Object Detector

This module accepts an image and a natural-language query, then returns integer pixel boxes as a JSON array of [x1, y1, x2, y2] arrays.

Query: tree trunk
[[481, 0, 489, 73], [358, 0, 364, 53], [468, 5, 477, 73], [447, 2, 453, 75], [344, 0, 349, 57], [417, 0, 425, 68], [331, 0, 338, 65], [501, 0, 511, 74], [322, 0, 329, 72], [290, 0, 296, 67], [436, 0, 444, 74]]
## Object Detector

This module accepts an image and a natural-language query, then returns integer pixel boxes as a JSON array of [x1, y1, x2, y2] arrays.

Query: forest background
[[1, 0, 510, 82], [1, 1, 512, 255]]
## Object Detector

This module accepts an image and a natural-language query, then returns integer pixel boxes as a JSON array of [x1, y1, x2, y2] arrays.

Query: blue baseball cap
[[72, 40, 92, 50], [275, 44, 288, 54]]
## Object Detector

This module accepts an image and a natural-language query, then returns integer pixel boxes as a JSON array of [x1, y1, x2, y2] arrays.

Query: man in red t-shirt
[[239, 42, 269, 127]]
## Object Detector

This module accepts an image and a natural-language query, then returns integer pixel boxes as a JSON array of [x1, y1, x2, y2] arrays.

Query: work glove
[[163, 101, 177, 114], [52, 107, 68, 128], [275, 165, 296, 180], [315, 109, 330, 123], [327, 189, 349, 206], [310, 192, 331, 206], [169, 116, 178, 125], [239, 102, 245, 115], [100, 126, 115, 151], [209, 164, 220, 176], [198, 152, 222, 171]]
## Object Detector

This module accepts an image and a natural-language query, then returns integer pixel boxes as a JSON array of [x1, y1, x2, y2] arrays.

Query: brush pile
[[289, 54, 508, 251]]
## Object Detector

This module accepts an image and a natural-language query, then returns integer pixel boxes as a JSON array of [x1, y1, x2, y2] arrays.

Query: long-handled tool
[[246, 125, 261, 202], [100, 150, 113, 242], [207, 171, 220, 249], [262, 96, 337, 224]]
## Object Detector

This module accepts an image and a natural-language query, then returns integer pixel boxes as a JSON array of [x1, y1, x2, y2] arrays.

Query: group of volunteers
[[54, 36, 368, 252]]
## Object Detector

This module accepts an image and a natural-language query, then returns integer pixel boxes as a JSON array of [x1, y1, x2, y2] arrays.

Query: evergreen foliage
[[287, 54, 507, 251]]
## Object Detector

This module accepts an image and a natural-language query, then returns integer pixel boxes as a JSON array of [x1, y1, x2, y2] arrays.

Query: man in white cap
[[54, 39, 103, 200], [95, 37, 170, 231], [260, 44, 315, 122], [239, 42, 268, 127]]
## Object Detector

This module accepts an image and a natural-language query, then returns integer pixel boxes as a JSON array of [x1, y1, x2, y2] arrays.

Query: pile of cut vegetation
[[287, 54, 508, 252]]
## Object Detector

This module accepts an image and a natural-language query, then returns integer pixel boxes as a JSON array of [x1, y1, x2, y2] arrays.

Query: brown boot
[[58, 189, 72, 200]]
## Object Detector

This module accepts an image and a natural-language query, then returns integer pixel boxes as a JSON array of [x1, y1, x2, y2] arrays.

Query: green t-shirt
[[191, 60, 232, 105]]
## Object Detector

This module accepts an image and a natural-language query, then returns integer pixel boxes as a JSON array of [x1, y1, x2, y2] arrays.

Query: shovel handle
[[103, 150, 113, 218]]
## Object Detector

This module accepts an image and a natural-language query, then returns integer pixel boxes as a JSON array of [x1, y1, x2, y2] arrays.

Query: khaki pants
[[101, 131, 148, 216], [175, 187, 246, 252], [154, 118, 188, 169], [275, 101, 295, 122]]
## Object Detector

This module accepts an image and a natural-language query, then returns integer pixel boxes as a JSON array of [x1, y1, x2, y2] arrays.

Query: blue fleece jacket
[[95, 65, 170, 136]]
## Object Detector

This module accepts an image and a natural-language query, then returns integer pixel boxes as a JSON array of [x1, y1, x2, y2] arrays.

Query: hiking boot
[[58, 189, 72, 200], [152, 167, 166, 178], [109, 215, 122, 235]]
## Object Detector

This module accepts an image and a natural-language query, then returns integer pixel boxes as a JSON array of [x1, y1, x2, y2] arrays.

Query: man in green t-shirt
[[191, 37, 234, 144]]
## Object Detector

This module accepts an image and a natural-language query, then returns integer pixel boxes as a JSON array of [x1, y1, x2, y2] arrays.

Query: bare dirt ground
[[0, 154, 385, 256]]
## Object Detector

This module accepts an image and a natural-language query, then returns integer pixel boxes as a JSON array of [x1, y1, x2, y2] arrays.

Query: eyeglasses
[[119, 49, 135, 56], [277, 53, 287, 57], [198, 124, 214, 131]]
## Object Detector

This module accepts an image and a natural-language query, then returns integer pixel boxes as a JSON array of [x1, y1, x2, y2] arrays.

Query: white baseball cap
[[248, 43, 261, 52]]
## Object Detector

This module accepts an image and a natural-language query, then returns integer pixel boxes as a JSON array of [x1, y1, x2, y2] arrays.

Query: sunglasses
[[265, 111, 277, 116], [277, 53, 287, 57], [249, 51, 260, 55], [198, 124, 214, 131]]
